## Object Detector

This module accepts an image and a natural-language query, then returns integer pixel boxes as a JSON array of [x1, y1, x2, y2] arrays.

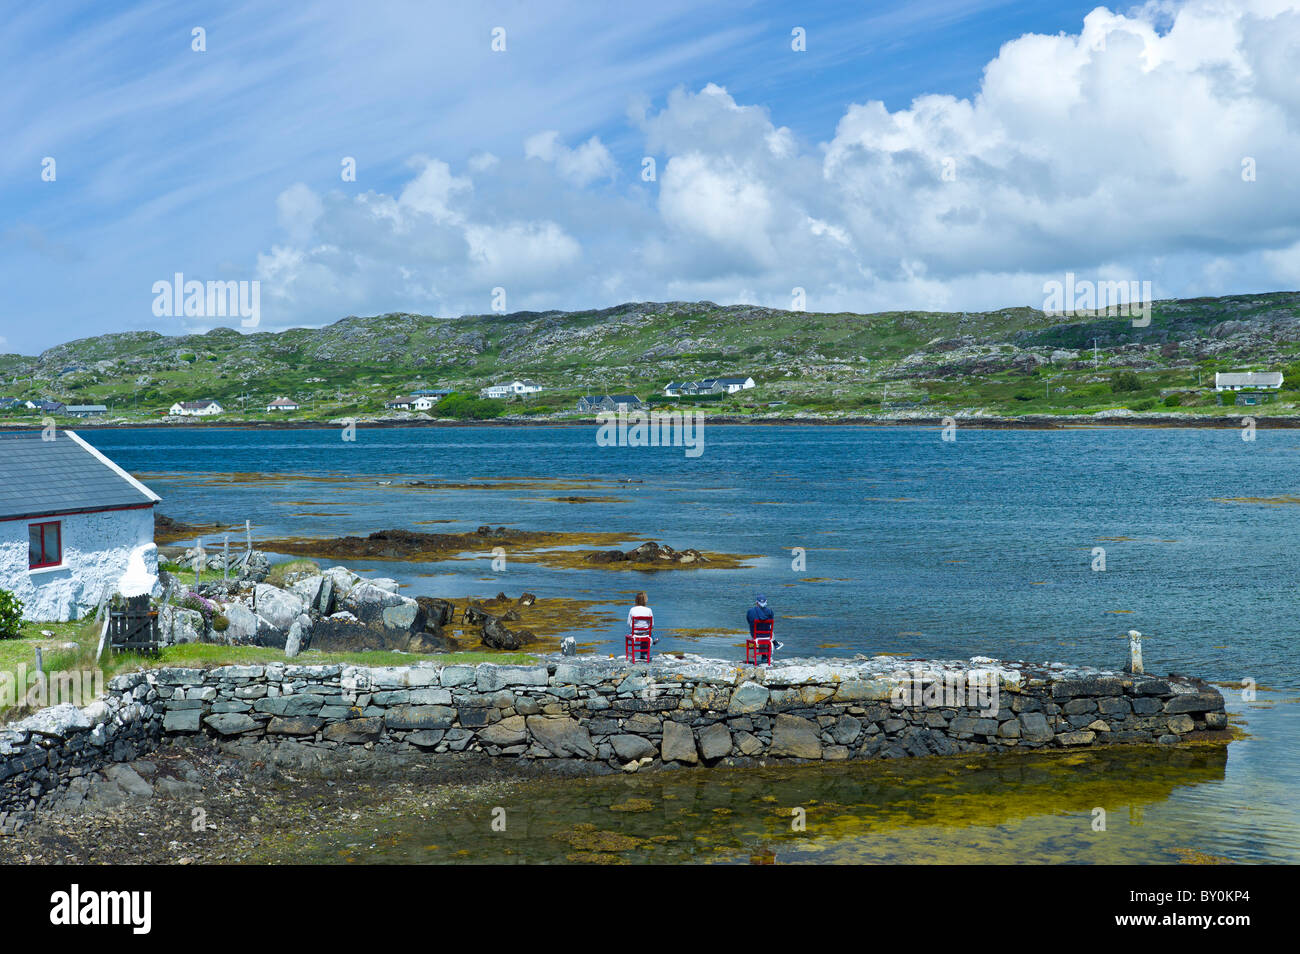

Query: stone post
[[1128, 630, 1143, 675]]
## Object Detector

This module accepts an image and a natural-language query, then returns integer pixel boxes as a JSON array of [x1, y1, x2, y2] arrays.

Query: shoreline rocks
[[159, 560, 560, 655], [585, 541, 707, 566]]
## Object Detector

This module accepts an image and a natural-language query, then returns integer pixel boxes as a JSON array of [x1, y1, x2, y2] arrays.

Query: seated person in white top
[[627, 591, 656, 644]]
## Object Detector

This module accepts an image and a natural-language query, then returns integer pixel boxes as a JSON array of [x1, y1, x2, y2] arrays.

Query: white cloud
[[465, 221, 583, 279], [395, 158, 472, 224], [249, 0, 1300, 328], [276, 184, 324, 244], [524, 131, 616, 186]]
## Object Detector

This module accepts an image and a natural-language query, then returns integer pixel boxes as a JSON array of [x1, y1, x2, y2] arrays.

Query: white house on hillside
[[1214, 372, 1283, 391], [169, 399, 224, 416], [385, 394, 437, 410], [664, 376, 756, 396], [480, 379, 543, 399], [0, 430, 160, 621], [266, 397, 300, 412], [714, 376, 756, 394]]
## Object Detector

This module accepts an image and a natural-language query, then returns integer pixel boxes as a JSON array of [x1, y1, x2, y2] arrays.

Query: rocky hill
[[3, 292, 1299, 420]]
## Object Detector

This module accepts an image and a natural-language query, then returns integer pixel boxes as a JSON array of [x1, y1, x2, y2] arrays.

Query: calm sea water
[[85, 424, 1299, 688], [78, 424, 1300, 864]]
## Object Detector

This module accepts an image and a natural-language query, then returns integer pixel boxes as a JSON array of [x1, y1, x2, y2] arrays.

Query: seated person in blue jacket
[[746, 594, 782, 651]]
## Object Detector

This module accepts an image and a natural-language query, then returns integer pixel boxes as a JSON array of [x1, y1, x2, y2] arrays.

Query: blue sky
[[2, 0, 1299, 354]]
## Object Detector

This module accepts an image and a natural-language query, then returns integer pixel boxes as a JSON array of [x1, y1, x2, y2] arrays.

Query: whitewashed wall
[[0, 507, 156, 621]]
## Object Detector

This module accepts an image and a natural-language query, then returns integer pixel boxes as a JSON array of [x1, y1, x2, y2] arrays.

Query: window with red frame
[[28, 521, 61, 569]]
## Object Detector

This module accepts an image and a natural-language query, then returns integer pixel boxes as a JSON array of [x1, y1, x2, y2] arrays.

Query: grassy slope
[[2, 292, 1299, 420]]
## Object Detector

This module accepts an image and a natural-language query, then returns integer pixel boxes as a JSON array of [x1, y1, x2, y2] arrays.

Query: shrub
[[0, 588, 23, 639], [212, 614, 229, 633], [1163, 393, 1183, 407], [432, 393, 505, 420], [1110, 371, 1142, 393], [1130, 399, 1157, 411]]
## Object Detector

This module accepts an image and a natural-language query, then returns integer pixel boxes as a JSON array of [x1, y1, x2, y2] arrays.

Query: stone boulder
[[220, 603, 261, 644], [309, 613, 400, 653], [203, 712, 259, 736], [323, 717, 383, 744], [479, 715, 528, 747], [284, 613, 310, 658], [661, 720, 699, 764], [337, 584, 431, 648], [769, 714, 822, 759], [481, 616, 535, 651], [290, 574, 336, 614], [527, 716, 596, 758], [254, 583, 306, 632], [611, 734, 657, 762], [462, 603, 496, 626], [416, 596, 456, 628], [159, 605, 204, 645], [412, 631, 460, 652], [307, 589, 442, 653], [587, 541, 708, 565], [15, 703, 93, 740], [322, 566, 362, 601], [728, 681, 770, 714], [698, 722, 733, 761]]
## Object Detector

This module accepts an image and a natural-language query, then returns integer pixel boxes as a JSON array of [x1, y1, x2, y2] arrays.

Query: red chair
[[746, 618, 774, 665], [626, 615, 652, 661]]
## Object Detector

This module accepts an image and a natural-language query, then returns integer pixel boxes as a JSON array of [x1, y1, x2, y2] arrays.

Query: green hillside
[[3, 292, 1300, 422]]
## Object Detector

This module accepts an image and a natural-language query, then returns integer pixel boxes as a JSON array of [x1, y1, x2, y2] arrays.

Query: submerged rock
[[481, 616, 535, 651], [585, 541, 708, 565], [416, 596, 456, 627]]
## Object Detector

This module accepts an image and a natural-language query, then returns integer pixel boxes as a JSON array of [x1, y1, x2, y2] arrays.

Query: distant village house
[[266, 397, 300, 412], [663, 376, 755, 397], [0, 430, 160, 621], [480, 379, 543, 399], [169, 399, 224, 417], [385, 394, 438, 411], [1214, 372, 1283, 391], [577, 394, 644, 413], [64, 404, 108, 418]]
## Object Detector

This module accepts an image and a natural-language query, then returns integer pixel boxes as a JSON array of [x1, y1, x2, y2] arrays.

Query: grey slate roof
[[0, 430, 160, 521]]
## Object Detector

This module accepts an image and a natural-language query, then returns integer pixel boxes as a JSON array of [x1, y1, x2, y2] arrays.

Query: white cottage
[[479, 379, 543, 399], [168, 399, 224, 416], [0, 430, 160, 621]]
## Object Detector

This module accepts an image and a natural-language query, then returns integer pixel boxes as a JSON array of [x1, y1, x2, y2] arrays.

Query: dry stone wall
[[0, 654, 1228, 831]]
